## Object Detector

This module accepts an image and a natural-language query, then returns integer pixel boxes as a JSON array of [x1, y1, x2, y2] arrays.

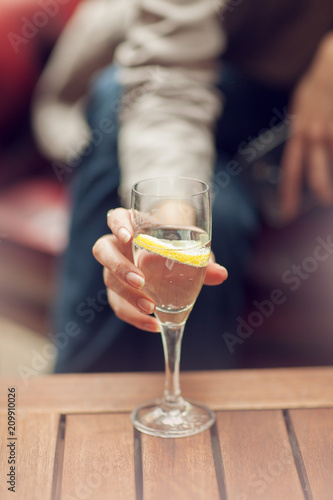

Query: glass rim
[[131, 176, 210, 199]]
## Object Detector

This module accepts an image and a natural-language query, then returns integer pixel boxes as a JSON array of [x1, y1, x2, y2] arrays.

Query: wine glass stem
[[160, 323, 185, 408]]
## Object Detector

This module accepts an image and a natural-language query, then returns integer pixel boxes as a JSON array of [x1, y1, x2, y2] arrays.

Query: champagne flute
[[131, 177, 214, 438]]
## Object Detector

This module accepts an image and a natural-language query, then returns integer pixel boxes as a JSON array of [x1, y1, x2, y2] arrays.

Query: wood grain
[[60, 413, 135, 500], [0, 412, 58, 500], [216, 410, 305, 500], [1, 370, 333, 500], [141, 428, 221, 500], [1, 367, 333, 414], [289, 408, 333, 500]]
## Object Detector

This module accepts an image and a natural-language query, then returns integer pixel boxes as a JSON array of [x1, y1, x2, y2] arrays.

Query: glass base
[[131, 397, 215, 438]]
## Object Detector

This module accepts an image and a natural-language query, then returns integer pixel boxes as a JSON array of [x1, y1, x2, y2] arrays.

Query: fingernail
[[118, 227, 131, 244], [126, 272, 145, 289], [219, 265, 228, 276], [137, 298, 155, 314]]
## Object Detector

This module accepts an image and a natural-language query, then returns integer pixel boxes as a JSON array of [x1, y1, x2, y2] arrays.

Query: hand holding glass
[[130, 177, 215, 438]]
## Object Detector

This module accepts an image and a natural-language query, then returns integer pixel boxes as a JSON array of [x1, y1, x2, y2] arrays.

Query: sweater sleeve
[[115, 0, 226, 206]]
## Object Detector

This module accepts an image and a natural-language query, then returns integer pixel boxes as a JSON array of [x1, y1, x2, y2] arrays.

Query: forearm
[[32, 0, 130, 162], [115, 0, 226, 207]]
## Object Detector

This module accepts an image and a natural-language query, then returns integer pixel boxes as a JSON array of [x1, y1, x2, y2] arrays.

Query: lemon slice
[[134, 234, 210, 267]]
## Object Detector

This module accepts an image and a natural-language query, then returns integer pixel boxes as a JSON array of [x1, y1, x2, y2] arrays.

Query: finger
[[104, 267, 155, 315], [307, 140, 333, 205], [107, 208, 133, 244], [108, 290, 160, 332], [280, 133, 304, 220], [93, 234, 142, 286], [204, 262, 228, 286]]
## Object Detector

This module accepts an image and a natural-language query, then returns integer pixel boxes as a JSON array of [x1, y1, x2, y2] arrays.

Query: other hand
[[280, 32, 333, 220]]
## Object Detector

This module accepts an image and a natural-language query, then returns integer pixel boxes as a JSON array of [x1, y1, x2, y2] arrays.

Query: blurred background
[[0, 0, 79, 375], [1, 0, 333, 377]]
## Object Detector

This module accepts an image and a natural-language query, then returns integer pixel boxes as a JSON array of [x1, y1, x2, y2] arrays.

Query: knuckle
[[92, 238, 103, 258], [107, 284, 135, 319], [122, 289, 139, 309], [110, 208, 128, 227], [113, 303, 123, 320], [112, 258, 127, 278], [92, 235, 108, 259], [113, 301, 129, 322], [111, 207, 123, 218]]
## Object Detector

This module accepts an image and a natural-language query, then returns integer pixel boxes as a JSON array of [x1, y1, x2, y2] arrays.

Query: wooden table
[[1, 367, 333, 500]]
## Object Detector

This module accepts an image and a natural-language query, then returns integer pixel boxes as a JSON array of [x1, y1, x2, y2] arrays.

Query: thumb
[[204, 261, 228, 286]]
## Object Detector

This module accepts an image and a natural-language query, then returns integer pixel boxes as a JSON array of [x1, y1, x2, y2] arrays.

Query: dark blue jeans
[[54, 64, 289, 373]]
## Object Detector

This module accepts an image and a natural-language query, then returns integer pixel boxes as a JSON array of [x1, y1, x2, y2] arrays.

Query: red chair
[[0, 0, 80, 333]]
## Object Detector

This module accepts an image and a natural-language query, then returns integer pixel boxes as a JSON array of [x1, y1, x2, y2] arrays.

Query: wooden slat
[[1, 367, 333, 414], [0, 413, 58, 500], [289, 408, 333, 500], [141, 429, 221, 500], [60, 414, 135, 500], [216, 410, 305, 500]]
